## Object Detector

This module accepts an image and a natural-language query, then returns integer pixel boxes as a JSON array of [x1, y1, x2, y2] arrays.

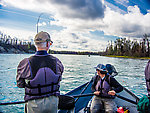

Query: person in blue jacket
[[90, 64, 123, 113], [16, 31, 64, 113]]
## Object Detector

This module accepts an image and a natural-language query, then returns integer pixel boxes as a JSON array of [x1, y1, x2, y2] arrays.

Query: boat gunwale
[[123, 87, 139, 101]]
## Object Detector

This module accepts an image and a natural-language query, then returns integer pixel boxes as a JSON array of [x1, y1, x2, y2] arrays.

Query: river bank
[[105, 55, 150, 60], [1, 42, 149, 60], [0, 42, 35, 54], [0, 42, 100, 55]]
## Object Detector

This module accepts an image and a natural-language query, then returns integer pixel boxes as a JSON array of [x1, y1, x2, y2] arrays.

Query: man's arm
[[16, 58, 31, 88], [56, 58, 64, 81]]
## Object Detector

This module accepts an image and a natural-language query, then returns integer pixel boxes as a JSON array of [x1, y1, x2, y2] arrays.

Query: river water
[[0, 54, 149, 113]]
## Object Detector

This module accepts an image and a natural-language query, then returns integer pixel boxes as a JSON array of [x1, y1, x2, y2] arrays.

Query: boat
[[0, 78, 139, 113], [58, 79, 139, 113], [58, 80, 93, 113]]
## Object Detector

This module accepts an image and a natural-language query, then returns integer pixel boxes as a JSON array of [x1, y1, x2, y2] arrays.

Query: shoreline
[[0, 52, 150, 60], [0, 42, 35, 54], [0, 43, 150, 59], [105, 55, 150, 60]]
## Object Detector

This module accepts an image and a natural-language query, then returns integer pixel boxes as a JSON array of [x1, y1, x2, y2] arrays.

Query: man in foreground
[[16, 31, 64, 113]]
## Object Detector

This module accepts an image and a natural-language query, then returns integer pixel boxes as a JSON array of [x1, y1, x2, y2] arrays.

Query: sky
[[0, 0, 150, 52]]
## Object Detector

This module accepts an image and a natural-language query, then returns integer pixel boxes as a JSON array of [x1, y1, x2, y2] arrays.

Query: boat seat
[[58, 95, 75, 110]]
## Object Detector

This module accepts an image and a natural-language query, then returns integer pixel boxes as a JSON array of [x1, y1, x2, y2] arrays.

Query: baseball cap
[[94, 64, 107, 71], [34, 31, 52, 43]]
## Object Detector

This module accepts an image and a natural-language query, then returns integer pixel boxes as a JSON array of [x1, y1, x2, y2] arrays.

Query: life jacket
[[93, 74, 115, 98], [24, 55, 61, 101], [145, 60, 150, 95]]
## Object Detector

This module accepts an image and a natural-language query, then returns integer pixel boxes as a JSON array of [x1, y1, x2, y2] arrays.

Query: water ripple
[[0, 54, 149, 112]]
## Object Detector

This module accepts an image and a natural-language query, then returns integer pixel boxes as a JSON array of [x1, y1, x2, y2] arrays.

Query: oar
[[0, 93, 94, 106], [0, 93, 138, 106], [72, 93, 94, 98], [75, 80, 92, 103], [69, 93, 138, 105], [71, 93, 138, 105], [0, 101, 26, 105], [115, 94, 137, 105]]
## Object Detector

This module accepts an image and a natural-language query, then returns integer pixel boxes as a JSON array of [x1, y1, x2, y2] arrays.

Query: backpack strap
[[106, 64, 118, 76], [146, 79, 150, 82], [104, 74, 111, 85]]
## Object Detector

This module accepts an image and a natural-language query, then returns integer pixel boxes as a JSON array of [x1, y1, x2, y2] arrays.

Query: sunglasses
[[50, 40, 53, 44], [96, 69, 107, 74], [46, 39, 53, 44]]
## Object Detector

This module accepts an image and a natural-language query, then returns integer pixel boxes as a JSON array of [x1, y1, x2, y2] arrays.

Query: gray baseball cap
[[34, 31, 51, 42]]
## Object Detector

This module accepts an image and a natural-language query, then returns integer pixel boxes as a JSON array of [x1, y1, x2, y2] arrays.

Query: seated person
[[137, 60, 150, 112], [90, 64, 123, 113]]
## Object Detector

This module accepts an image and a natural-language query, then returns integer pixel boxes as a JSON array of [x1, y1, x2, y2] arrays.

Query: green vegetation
[[1, 30, 150, 59], [105, 55, 150, 59], [49, 50, 99, 55], [106, 34, 150, 58]]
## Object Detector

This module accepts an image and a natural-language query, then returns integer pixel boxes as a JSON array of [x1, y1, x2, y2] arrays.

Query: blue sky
[[0, 0, 150, 51]]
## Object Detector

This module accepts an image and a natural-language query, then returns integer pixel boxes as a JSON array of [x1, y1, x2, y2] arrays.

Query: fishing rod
[[0, 93, 137, 106], [37, 13, 44, 33]]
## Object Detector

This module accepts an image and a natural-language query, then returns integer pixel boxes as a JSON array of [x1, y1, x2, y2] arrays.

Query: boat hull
[[114, 87, 139, 113], [58, 80, 93, 113], [59, 79, 139, 113]]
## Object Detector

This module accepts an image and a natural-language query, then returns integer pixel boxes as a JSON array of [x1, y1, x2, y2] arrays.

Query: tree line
[[0, 31, 33, 46], [106, 34, 150, 57], [0, 31, 36, 53], [49, 50, 99, 55]]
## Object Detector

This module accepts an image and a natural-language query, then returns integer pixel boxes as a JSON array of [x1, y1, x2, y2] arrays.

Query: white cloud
[[1, 0, 150, 52], [101, 5, 150, 38], [2, 0, 56, 14], [104, 1, 127, 14], [0, 26, 35, 40], [114, 0, 129, 7], [49, 0, 105, 19], [0, 0, 6, 6], [37, 22, 47, 27], [50, 29, 107, 51]]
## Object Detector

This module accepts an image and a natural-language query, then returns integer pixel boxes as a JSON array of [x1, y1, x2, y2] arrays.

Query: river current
[[0, 54, 149, 112]]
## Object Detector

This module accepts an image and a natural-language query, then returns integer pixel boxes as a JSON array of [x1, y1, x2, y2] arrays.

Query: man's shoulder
[[48, 54, 57, 59], [17, 58, 30, 69], [19, 58, 29, 64], [49, 54, 62, 62], [30, 54, 57, 60]]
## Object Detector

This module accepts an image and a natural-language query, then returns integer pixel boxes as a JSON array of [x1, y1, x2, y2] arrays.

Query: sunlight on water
[[0, 54, 149, 112]]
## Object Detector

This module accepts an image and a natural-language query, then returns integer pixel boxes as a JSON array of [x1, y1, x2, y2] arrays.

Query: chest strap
[[25, 82, 59, 96], [25, 76, 61, 96], [146, 79, 150, 82]]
